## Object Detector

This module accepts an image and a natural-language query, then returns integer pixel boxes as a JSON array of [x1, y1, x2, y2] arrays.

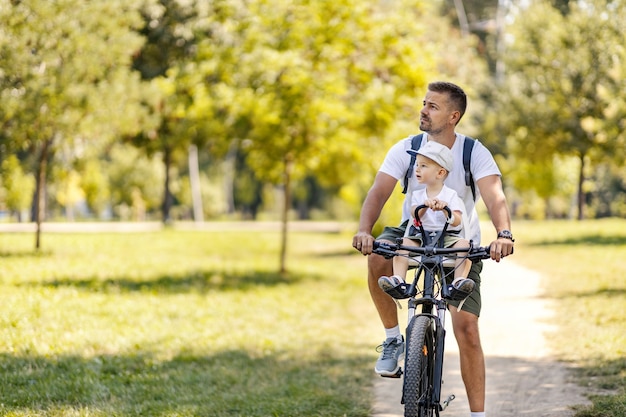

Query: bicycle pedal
[[380, 368, 403, 378], [441, 394, 456, 410]]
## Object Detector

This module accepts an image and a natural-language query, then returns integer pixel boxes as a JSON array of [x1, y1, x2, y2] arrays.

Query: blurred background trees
[[0, 0, 625, 227]]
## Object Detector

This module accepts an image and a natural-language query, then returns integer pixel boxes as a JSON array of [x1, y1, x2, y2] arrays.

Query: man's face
[[419, 91, 453, 135]]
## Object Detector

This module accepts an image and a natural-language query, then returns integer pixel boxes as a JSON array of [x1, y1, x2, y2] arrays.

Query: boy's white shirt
[[379, 133, 501, 244], [407, 186, 465, 236]]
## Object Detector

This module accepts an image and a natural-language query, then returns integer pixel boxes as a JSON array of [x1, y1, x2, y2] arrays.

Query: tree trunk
[[279, 157, 293, 275], [34, 138, 52, 250], [188, 144, 203, 222], [223, 139, 238, 215], [577, 152, 585, 221], [162, 146, 173, 224]]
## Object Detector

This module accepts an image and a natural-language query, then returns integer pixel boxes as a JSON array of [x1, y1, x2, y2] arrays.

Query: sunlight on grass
[[511, 219, 626, 361], [5, 220, 623, 416]]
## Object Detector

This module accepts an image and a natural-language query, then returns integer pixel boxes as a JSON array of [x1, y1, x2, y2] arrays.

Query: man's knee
[[452, 313, 481, 343], [368, 251, 392, 274]]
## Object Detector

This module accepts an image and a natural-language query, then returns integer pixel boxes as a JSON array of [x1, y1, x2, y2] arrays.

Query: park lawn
[[0, 227, 380, 417], [2, 219, 625, 417], [510, 218, 626, 417]]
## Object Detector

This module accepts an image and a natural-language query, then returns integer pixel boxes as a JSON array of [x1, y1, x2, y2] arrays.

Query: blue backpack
[[402, 134, 477, 201]]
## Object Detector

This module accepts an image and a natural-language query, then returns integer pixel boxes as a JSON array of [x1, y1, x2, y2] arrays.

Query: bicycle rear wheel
[[403, 314, 436, 417]]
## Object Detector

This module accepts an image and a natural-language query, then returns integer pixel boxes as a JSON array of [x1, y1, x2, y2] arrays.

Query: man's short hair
[[428, 81, 467, 122]]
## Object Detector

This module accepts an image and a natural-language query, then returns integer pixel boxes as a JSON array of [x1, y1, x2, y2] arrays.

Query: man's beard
[[420, 119, 444, 135]]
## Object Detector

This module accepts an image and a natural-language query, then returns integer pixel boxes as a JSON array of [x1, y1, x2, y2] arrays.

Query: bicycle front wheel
[[403, 314, 436, 417]]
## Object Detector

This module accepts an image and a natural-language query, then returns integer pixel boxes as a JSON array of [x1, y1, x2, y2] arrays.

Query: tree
[[198, 0, 488, 273], [497, 0, 626, 219], [131, 0, 203, 223], [0, 0, 147, 248]]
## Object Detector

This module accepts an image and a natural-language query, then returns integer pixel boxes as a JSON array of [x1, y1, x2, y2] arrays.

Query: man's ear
[[449, 110, 461, 126]]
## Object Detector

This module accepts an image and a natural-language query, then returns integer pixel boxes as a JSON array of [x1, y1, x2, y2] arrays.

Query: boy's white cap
[[407, 140, 454, 172]]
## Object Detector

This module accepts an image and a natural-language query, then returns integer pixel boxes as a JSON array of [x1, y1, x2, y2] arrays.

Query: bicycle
[[372, 204, 492, 417]]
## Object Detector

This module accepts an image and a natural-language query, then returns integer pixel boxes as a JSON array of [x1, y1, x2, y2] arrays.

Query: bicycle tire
[[403, 314, 436, 417]]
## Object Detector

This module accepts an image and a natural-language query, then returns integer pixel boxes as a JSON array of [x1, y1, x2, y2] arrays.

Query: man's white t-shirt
[[378, 133, 501, 244], [409, 185, 464, 233]]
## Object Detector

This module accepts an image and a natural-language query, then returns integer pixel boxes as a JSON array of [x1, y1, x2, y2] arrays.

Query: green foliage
[[80, 159, 111, 218], [106, 144, 165, 219], [226, 0, 434, 186], [0, 0, 494, 229], [0, 155, 35, 219], [495, 0, 626, 217], [0, 0, 147, 147]]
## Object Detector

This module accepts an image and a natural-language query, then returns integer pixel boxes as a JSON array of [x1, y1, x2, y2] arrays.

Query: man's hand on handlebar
[[353, 231, 376, 255], [489, 237, 514, 262]]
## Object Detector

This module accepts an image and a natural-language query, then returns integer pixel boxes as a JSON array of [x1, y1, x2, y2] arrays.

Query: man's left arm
[[476, 175, 515, 262]]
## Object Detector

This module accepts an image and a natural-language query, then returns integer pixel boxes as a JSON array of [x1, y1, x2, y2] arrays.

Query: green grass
[[3, 219, 626, 416], [0, 229, 380, 416], [510, 218, 626, 416]]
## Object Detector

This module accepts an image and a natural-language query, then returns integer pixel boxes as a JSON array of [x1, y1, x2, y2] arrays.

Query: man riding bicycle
[[352, 81, 514, 417]]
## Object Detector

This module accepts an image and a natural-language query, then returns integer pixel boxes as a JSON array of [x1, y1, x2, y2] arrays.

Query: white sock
[[452, 276, 467, 285], [470, 412, 485, 417], [384, 326, 401, 341]]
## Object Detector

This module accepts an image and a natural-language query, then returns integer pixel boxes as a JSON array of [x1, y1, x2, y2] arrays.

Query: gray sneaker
[[446, 278, 475, 301], [374, 336, 405, 376], [377, 275, 405, 292]]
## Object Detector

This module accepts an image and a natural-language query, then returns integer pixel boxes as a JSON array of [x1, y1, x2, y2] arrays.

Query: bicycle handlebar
[[372, 240, 492, 261], [413, 204, 452, 222]]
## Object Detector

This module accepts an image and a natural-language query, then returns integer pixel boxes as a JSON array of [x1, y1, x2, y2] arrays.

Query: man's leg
[[369, 251, 405, 376], [449, 308, 485, 412], [368, 252, 398, 328]]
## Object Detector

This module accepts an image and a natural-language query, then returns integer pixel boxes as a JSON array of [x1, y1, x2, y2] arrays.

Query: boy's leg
[[444, 238, 475, 302], [392, 237, 420, 280], [451, 239, 472, 281]]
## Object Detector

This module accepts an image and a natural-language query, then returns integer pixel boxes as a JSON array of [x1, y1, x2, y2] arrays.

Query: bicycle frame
[[405, 247, 453, 413], [373, 205, 491, 416]]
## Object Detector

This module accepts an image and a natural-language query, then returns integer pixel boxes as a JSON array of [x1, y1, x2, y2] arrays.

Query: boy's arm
[[451, 210, 462, 227], [411, 203, 428, 221]]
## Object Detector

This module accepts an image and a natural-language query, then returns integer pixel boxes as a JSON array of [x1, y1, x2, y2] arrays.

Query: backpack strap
[[402, 134, 423, 194], [463, 136, 476, 201]]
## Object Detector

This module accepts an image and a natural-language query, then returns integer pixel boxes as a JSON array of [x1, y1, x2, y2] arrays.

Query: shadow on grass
[[530, 234, 626, 246], [35, 270, 317, 294], [0, 249, 53, 258], [551, 287, 626, 300], [0, 349, 372, 417]]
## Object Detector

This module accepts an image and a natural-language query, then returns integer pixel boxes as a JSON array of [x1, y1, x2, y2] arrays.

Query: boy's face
[[415, 155, 447, 185]]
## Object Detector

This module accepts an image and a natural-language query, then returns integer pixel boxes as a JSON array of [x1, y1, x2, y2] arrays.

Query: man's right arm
[[352, 172, 398, 255]]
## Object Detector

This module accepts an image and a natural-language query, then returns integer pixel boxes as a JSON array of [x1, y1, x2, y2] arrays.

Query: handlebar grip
[[413, 204, 452, 220]]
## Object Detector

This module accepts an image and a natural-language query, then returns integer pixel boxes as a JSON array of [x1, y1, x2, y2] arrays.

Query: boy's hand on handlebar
[[489, 237, 514, 262], [424, 198, 448, 211], [352, 232, 375, 255]]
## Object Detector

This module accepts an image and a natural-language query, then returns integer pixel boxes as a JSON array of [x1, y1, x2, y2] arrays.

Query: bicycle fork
[[434, 301, 456, 412]]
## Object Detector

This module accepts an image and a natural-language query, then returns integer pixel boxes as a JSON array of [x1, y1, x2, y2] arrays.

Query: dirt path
[[372, 260, 590, 417]]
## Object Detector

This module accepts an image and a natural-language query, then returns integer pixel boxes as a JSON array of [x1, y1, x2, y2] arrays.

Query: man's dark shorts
[[376, 220, 483, 317]]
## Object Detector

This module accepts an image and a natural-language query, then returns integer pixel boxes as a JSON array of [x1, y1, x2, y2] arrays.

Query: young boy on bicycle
[[378, 140, 474, 301]]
